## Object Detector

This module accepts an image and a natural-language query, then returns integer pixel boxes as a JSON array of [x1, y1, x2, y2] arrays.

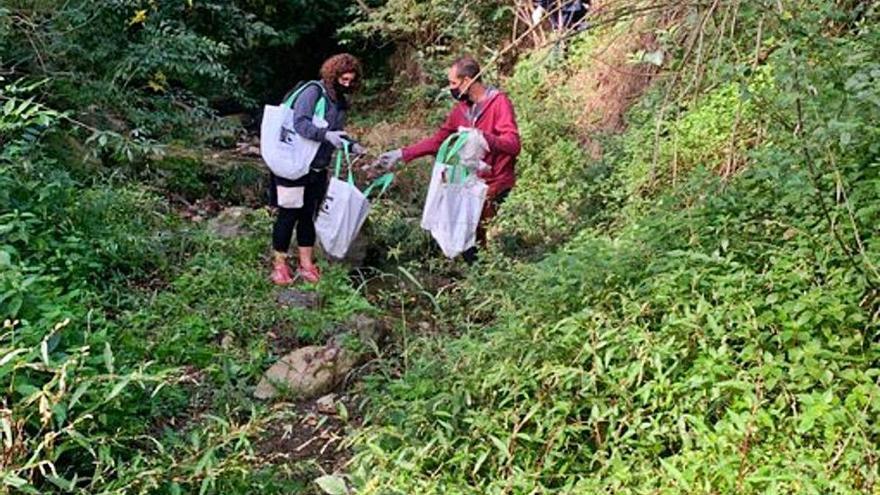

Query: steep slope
[[348, 3, 880, 493]]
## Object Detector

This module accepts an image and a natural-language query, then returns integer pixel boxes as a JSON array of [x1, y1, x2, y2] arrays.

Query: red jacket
[[402, 90, 521, 198]]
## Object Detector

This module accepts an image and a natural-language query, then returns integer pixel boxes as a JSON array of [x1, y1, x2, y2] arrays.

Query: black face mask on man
[[450, 85, 472, 104], [335, 82, 352, 95]]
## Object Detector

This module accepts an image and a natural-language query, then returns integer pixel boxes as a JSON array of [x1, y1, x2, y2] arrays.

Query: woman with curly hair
[[270, 53, 365, 285]]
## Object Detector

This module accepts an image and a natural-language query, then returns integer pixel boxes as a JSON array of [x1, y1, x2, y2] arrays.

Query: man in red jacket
[[376, 56, 521, 263]]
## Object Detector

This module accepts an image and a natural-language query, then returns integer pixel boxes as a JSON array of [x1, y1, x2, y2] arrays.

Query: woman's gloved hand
[[350, 142, 367, 155], [324, 130, 350, 149]]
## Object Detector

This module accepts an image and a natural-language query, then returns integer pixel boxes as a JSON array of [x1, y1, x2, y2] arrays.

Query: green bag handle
[[334, 140, 355, 184], [363, 173, 395, 199], [282, 81, 327, 120], [436, 132, 469, 165], [334, 141, 395, 198], [436, 132, 471, 184]]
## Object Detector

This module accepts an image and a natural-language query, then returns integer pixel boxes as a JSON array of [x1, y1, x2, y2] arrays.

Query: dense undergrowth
[[1, 65, 370, 495], [3, 0, 879, 493], [1, 2, 386, 492], [2, 125, 372, 492], [347, 1, 880, 493]]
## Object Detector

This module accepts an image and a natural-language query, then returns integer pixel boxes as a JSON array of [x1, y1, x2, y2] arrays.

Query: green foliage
[[344, 0, 509, 46], [352, 152, 880, 494], [1, 148, 181, 296], [349, 1, 880, 493], [364, 196, 437, 265], [612, 68, 773, 211], [1, 0, 359, 148], [2, 1, 374, 493], [4, 0, 880, 493], [343, 0, 513, 106], [494, 38, 617, 251], [146, 154, 268, 204], [1, 75, 372, 493]]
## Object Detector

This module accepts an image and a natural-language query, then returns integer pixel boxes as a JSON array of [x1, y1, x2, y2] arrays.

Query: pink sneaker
[[270, 260, 294, 285], [296, 264, 321, 284]]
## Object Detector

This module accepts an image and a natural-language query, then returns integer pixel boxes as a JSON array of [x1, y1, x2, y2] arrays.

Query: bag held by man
[[260, 81, 328, 181], [420, 132, 488, 258]]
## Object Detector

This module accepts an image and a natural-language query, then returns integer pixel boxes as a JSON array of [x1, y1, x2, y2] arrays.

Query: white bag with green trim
[[421, 132, 488, 258], [316, 143, 394, 259], [260, 81, 328, 181]]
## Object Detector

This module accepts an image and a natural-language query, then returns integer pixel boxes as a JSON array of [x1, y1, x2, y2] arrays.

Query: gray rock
[[325, 314, 383, 347], [254, 344, 358, 400], [276, 289, 320, 309], [207, 207, 251, 238], [316, 393, 338, 415], [350, 314, 382, 345], [255, 315, 384, 401]]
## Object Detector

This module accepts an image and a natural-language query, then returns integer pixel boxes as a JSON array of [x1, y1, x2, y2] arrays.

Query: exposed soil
[[256, 393, 365, 474]]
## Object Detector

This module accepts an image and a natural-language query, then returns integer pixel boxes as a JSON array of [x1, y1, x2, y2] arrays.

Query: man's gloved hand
[[324, 130, 349, 149], [362, 149, 403, 179], [377, 149, 403, 170]]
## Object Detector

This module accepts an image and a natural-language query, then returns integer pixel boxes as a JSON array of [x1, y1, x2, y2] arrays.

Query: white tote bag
[[260, 82, 328, 181], [316, 144, 394, 259], [421, 132, 468, 231], [421, 133, 488, 258]]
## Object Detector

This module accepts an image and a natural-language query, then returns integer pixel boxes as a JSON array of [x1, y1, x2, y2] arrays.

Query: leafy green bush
[[1, 78, 376, 492], [363, 196, 437, 265], [0, 2, 393, 492], [342, 0, 513, 107], [349, 2, 880, 493], [1, 0, 362, 148], [493, 39, 618, 252], [351, 148, 880, 495]]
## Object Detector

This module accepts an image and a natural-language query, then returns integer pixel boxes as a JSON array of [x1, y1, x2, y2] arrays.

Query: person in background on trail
[[375, 55, 521, 263], [533, 0, 589, 32], [269, 53, 365, 285]]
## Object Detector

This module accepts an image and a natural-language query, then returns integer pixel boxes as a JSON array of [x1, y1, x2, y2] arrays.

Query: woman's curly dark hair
[[320, 53, 362, 94]]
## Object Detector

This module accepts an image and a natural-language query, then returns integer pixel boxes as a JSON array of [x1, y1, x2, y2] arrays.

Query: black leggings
[[272, 172, 328, 251]]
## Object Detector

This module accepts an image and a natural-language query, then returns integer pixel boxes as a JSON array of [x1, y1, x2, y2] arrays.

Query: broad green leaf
[[314, 474, 348, 495], [103, 375, 132, 403], [104, 342, 115, 374], [488, 435, 509, 459]]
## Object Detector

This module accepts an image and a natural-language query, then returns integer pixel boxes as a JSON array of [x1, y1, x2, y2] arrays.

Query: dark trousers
[[271, 170, 329, 251]]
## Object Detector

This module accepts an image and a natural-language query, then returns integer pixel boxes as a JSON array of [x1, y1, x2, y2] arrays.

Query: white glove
[[324, 130, 349, 149], [350, 142, 367, 155], [377, 149, 403, 169]]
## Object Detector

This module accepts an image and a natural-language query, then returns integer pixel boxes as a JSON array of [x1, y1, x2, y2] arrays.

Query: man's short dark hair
[[452, 56, 481, 80]]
